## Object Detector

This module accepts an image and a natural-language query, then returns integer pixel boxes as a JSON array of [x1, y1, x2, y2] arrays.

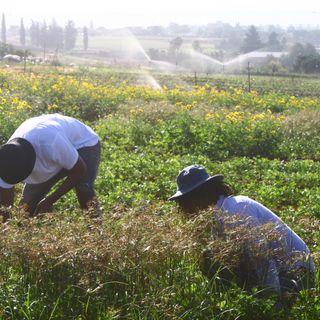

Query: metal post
[[247, 61, 251, 92], [23, 49, 27, 73]]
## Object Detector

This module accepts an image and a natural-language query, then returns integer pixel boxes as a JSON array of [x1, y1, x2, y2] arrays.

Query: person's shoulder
[[232, 195, 253, 204], [220, 195, 249, 211], [231, 195, 262, 212]]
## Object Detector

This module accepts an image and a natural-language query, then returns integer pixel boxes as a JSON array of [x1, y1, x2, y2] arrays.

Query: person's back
[[11, 113, 98, 150], [216, 195, 315, 273], [6, 114, 99, 186], [213, 194, 315, 299], [169, 165, 315, 305], [0, 113, 101, 217]]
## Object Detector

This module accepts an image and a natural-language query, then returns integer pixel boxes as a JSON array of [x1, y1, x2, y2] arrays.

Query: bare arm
[[0, 187, 14, 222], [0, 186, 15, 207], [34, 156, 87, 214]]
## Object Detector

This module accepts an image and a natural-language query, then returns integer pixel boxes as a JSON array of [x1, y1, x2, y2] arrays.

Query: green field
[[0, 66, 319, 319], [75, 34, 217, 52]]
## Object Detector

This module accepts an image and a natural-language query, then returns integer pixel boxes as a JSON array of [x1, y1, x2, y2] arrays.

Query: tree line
[[148, 25, 320, 74], [1, 12, 320, 74], [1, 13, 89, 52]]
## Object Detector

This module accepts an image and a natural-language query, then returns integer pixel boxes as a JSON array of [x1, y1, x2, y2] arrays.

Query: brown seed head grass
[[0, 205, 315, 295], [200, 209, 315, 290], [0, 204, 211, 291]]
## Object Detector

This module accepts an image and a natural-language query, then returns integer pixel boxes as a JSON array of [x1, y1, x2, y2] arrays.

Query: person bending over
[[0, 113, 101, 218], [168, 165, 315, 305]]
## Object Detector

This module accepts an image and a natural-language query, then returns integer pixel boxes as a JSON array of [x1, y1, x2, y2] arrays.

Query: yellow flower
[[48, 104, 59, 111]]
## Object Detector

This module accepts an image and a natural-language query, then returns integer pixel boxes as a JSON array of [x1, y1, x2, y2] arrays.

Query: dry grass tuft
[[0, 205, 315, 297], [0, 205, 211, 291], [199, 209, 315, 291], [283, 109, 320, 136]]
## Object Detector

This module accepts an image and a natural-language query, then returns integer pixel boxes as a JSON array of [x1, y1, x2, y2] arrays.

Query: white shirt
[[0, 114, 99, 187]]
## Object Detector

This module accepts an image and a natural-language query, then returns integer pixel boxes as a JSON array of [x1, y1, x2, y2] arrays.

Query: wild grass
[[0, 205, 207, 319], [0, 206, 318, 319], [0, 67, 319, 318]]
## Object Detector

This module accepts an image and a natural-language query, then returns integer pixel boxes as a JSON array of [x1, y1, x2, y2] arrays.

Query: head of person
[[168, 165, 233, 216], [0, 138, 36, 184]]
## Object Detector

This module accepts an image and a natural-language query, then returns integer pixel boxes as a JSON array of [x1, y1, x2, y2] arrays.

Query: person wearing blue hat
[[169, 165, 315, 306], [0, 114, 101, 219]]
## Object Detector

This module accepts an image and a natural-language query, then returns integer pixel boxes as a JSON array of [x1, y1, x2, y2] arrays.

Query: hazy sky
[[2, 0, 320, 28]]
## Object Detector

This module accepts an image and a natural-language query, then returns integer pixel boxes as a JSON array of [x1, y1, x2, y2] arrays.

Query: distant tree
[[205, 21, 235, 38], [146, 26, 165, 36], [168, 36, 183, 63], [304, 42, 318, 55], [64, 20, 77, 51], [29, 21, 40, 47], [0, 42, 8, 56], [266, 32, 281, 51], [281, 42, 304, 71], [0, 42, 15, 57], [178, 25, 190, 34], [241, 25, 262, 53], [289, 28, 320, 47], [1, 13, 6, 44], [290, 42, 305, 56], [169, 36, 183, 52], [40, 21, 47, 49], [295, 54, 320, 73], [219, 31, 244, 52], [280, 37, 287, 50], [83, 26, 88, 51], [168, 23, 180, 34], [211, 49, 224, 62], [192, 40, 202, 52], [281, 42, 318, 72], [19, 18, 26, 46], [47, 19, 64, 49], [148, 48, 161, 60], [259, 56, 286, 74]]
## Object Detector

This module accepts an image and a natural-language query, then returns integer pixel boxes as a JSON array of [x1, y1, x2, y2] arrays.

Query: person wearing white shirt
[[0, 114, 101, 218]]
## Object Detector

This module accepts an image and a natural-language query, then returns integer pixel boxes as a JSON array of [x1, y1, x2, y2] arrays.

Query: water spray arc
[[106, 29, 286, 90]]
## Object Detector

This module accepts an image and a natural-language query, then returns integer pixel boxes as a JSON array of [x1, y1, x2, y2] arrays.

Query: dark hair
[[176, 179, 233, 215]]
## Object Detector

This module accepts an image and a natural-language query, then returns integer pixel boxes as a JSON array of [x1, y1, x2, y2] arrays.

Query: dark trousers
[[20, 141, 101, 215]]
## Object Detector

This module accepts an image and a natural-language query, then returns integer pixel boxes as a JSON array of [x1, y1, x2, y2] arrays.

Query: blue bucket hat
[[168, 165, 223, 200]]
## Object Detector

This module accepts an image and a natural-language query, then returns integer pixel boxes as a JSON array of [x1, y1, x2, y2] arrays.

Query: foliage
[[295, 54, 320, 74], [64, 20, 77, 51], [241, 25, 262, 53], [1, 13, 6, 44], [19, 18, 26, 47], [281, 42, 319, 72], [28, 19, 78, 51], [0, 42, 27, 59], [83, 26, 88, 51], [0, 66, 319, 319]]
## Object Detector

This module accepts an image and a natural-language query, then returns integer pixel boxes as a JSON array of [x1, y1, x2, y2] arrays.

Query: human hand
[[34, 197, 54, 215], [0, 207, 11, 223]]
